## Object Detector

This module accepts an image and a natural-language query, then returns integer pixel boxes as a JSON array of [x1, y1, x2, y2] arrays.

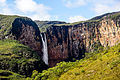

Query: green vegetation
[[32, 43, 120, 80], [54, 18, 100, 27], [34, 21, 66, 32], [0, 14, 33, 39], [85, 42, 104, 59], [39, 25, 52, 32], [0, 70, 25, 80], [55, 12, 120, 27], [109, 13, 120, 20], [0, 14, 20, 39], [0, 39, 46, 77], [1, 12, 120, 80]]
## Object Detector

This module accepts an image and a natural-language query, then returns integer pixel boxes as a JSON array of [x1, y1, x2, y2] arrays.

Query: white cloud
[[0, 0, 6, 3], [0, 0, 52, 21], [0, 0, 14, 15], [15, 0, 36, 12], [30, 13, 51, 21], [50, 15, 59, 21], [0, 0, 6, 7], [15, 0, 51, 21], [63, 0, 120, 16], [93, 0, 120, 15], [63, 0, 86, 8], [1, 8, 13, 15], [68, 16, 87, 23], [94, 3, 120, 15]]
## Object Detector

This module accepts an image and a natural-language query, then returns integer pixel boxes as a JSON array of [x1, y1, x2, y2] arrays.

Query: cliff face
[[46, 14, 120, 67], [46, 26, 69, 67], [11, 18, 43, 56], [99, 18, 120, 47], [47, 22, 99, 67], [0, 15, 43, 55], [0, 16, 48, 76], [1, 13, 120, 68]]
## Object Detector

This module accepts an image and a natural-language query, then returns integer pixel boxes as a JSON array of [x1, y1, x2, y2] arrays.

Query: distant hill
[[34, 20, 66, 32], [91, 11, 120, 20]]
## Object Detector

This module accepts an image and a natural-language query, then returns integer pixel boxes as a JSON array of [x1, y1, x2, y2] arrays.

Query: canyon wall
[[46, 16, 120, 67], [2, 14, 120, 67]]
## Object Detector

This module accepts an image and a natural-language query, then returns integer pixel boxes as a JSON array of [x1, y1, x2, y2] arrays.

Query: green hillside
[[0, 70, 25, 80], [0, 14, 34, 39], [0, 15, 20, 39], [0, 39, 46, 77], [33, 44, 120, 80]]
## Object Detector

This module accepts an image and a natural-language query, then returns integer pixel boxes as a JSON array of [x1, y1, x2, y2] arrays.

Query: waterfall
[[40, 33, 48, 65]]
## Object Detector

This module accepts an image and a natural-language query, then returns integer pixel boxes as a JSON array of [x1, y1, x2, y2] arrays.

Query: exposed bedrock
[[10, 15, 120, 67], [11, 18, 43, 56], [46, 16, 120, 67]]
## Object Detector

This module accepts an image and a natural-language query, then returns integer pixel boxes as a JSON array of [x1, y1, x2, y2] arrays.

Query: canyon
[[1, 12, 120, 68]]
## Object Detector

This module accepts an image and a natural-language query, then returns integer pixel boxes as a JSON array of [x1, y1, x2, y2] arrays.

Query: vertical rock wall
[[12, 18, 43, 56], [47, 17, 120, 67]]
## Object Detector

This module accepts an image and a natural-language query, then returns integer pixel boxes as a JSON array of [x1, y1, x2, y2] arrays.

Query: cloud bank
[[0, 0, 51, 21], [15, 0, 51, 20]]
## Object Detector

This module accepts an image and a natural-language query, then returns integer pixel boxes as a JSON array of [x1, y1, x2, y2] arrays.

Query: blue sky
[[0, 0, 120, 23]]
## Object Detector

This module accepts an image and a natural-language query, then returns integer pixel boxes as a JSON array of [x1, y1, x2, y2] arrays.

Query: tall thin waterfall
[[40, 33, 48, 65]]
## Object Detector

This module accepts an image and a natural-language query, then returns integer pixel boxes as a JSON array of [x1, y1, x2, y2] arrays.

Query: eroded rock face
[[99, 18, 120, 47], [12, 18, 43, 56], [47, 23, 99, 67], [47, 26, 69, 67], [46, 16, 120, 67], [10, 16, 120, 67]]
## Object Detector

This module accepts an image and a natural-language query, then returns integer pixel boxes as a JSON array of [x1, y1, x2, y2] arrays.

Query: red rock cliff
[[46, 15, 120, 67]]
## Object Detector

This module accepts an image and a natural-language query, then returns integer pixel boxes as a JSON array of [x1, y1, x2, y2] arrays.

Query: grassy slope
[[33, 44, 120, 80], [59, 46, 120, 80], [0, 14, 33, 39], [0, 39, 45, 77], [0, 70, 25, 80], [0, 15, 19, 39]]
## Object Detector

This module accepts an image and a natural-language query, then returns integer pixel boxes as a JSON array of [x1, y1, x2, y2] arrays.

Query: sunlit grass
[[33, 44, 120, 80]]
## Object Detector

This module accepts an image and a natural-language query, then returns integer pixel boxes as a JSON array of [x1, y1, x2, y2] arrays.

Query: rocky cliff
[[0, 15, 43, 56], [46, 12, 120, 67], [1, 12, 120, 68], [12, 17, 43, 56], [0, 15, 47, 76]]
